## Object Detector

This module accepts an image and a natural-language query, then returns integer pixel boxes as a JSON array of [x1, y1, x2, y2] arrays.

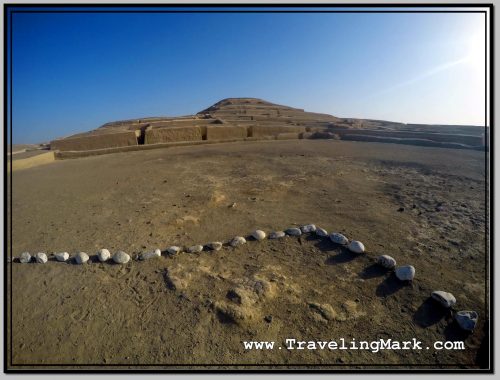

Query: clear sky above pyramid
[[10, 9, 487, 143]]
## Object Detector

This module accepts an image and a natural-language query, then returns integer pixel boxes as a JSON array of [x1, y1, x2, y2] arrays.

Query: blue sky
[[10, 9, 487, 143]]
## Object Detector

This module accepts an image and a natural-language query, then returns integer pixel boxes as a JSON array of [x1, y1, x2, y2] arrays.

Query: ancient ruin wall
[[206, 126, 248, 140], [50, 131, 138, 152], [331, 129, 483, 146], [250, 125, 306, 138], [144, 126, 203, 144]]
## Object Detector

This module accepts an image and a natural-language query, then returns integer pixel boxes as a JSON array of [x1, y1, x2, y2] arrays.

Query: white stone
[[431, 291, 457, 308], [75, 251, 90, 265], [97, 249, 111, 262], [112, 251, 130, 264], [300, 224, 317, 233], [377, 255, 397, 269], [19, 252, 31, 263], [141, 249, 162, 260], [187, 245, 204, 253], [166, 246, 181, 255], [347, 240, 365, 254], [285, 228, 302, 236], [35, 252, 48, 264], [230, 236, 246, 247], [207, 242, 223, 251], [395, 265, 415, 281], [252, 230, 266, 241], [315, 227, 328, 237], [269, 231, 286, 239], [455, 311, 478, 331], [329, 232, 349, 245], [55, 252, 69, 262]]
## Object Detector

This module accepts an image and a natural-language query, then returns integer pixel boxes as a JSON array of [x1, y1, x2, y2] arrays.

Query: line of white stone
[[14, 223, 477, 331]]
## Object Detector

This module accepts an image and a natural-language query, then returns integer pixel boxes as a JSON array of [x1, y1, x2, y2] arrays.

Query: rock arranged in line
[[13, 222, 477, 332]]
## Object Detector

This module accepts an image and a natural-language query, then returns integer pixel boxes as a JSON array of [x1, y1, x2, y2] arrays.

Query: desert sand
[[7, 139, 487, 369]]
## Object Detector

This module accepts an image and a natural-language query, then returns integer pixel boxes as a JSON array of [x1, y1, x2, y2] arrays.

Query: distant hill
[[49, 98, 487, 154]]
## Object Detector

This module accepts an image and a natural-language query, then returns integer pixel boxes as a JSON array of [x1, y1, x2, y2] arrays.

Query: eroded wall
[[144, 126, 203, 144], [50, 131, 138, 152], [206, 126, 248, 140]]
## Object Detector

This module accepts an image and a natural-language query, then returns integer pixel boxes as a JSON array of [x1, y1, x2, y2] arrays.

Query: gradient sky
[[9, 8, 487, 143]]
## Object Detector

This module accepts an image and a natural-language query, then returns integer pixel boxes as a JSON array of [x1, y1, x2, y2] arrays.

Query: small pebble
[[207, 242, 223, 251], [187, 245, 204, 253], [347, 240, 365, 254], [269, 231, 286, 239], [395, 265, 415, 281], [377, 255, 397, 269], [35, 252, 48, 264], [455, 311, 478, 331], [285, 228, 302, 236], [75, 252, 90, 265], [252, 230, 266, 241], [330, 232, 349, 245], [315, 227, 328, 237], [300, 224, 316, 233], [112, 251, 130, 264], [230, 236, 246, 247], [140, 249, 162, 260], [55, 252, 69, 262], [19, 252, 31, 264], [431, 291, 457, 308], [166, 246, 181, 255], [97, 249, 111, 262]]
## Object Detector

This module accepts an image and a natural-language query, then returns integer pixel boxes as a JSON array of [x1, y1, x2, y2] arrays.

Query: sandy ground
[[7, 140, 488, 369]]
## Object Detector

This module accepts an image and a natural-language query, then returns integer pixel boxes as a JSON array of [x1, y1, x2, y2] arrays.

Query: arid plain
[[7, 138, 487, 369]]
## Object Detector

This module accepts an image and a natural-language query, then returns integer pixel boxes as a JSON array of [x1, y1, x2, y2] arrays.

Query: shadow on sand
[[375, 272, 408, 297], [412, 297, 451, 328], [359, 263, 390, 279]]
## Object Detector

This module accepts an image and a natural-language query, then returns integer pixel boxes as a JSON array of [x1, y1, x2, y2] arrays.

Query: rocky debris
[[214, 301, 256, 325], [19, 252, 31, 263], [35, 252, 48, 264], [285, 227, 302, 236], [315, 227, 328, 237], [207, 242, 223, 251], [309, 302, 337, 321], [140, 249, 161, 260], [395, 265, 415, 281], [97, 248, 111, 262], [330, 232, 349, 245], [347, 240, 365, 253], [75, 251, 90, 265], [252, 279, 276, 299], [455, 311, 478, 331], [251, 230, 266, 241], [166, 246, 181, 255], [112, 251, 130, 264], [377, 255, 397, 269], [230, 236, 246, 247], [187, 245, 204, 253], [431, 291, 457, 308], [55, 252, 69, 262], [269, 231, 286, 239], [301, 224, 317, 233], [227, 286, 258, 306]]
